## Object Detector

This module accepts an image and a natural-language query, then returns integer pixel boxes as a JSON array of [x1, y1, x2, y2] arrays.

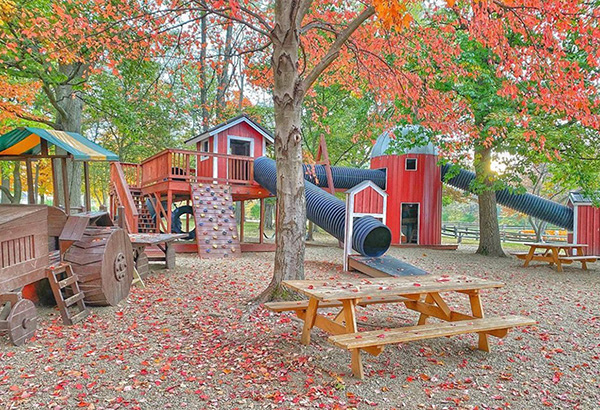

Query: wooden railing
[[110, 162, 139, 233], [140, 149, 255, 187], [120, 162, 141, 189]]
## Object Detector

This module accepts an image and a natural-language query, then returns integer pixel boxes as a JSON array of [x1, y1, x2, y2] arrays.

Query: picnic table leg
[[418, 294, 434, 325], [551, 248, 563, 272], [576, 246, 588, 270], [468, 291, 490, 352], [342, 299, 363, 379], [523, 246, 536, 267], [165, 242, 176, 269], [301, 298, 319, 345]]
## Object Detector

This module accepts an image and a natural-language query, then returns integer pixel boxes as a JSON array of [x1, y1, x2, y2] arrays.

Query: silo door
[[401, 203, 419, 244]]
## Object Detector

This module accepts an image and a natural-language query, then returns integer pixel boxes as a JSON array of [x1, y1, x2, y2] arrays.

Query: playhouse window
[[229, 138, 252, 156], [202, 140, 210, 152], [405, 158, 417, 171]]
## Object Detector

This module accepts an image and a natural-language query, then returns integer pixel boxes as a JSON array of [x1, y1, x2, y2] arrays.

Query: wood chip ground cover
[[1, 244, 599, 409]]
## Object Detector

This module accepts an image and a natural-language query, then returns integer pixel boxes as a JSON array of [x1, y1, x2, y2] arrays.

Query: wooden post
[[259, 198, 265, 244], [239, 200, 245, 243], [61, 158, 70, 215], [40, 139, 49, 156], [166, 189, 172, 233], [51, 159, 59, 207], [25, 158, 35, 204], [83, 162, 91, 212], [116, 206, 125, 229]]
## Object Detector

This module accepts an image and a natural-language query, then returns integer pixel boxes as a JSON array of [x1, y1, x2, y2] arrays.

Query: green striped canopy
[[0, 127, 118, 161]]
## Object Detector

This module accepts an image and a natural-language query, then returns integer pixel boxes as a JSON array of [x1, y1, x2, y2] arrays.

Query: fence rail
[[441, 224, 568, 244]]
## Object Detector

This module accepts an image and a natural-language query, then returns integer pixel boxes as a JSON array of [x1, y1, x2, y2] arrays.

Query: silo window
[[405, 158, 417, 171]]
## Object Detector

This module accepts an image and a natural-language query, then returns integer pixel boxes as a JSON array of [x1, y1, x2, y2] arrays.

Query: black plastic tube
[[254, 157, 391, 257], [303, 164, 387, 190], [441, 164, 574, 230]]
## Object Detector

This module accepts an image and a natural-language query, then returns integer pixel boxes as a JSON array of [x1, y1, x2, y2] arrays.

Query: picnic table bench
[[513, 242, 597, 272], [128, 233, 187, 278], [266, 275, 535, 378]]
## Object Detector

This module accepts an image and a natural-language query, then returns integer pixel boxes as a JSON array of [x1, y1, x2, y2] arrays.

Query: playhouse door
[[401, 203, 419, 244]]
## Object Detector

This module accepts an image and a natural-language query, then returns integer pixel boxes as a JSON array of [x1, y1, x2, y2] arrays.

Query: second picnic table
[[128, 233, 187, 277], [516, 242, 597, 272], [267, 275, 535, 378]]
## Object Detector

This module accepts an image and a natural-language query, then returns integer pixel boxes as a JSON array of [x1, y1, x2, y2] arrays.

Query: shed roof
[[185, 114, 274, 146], [569, 192, 597, 205], [371, 125, 437, 158], [0, 127, 118, 161]]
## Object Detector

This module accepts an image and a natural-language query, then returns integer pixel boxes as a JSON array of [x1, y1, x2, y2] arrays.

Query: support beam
[[83, 162, 91, 212], [25, 158, 35, 204], [51, 159, 59, 207], [259, 198, 265, 244], [239, 200, 245, 243], [61, 158, 70, 215]]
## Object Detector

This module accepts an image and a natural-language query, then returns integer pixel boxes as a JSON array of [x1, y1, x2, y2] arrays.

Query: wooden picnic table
[[516, 242, 597, 272], [269, 275, 535, 378], [128, 233, 187, 277]]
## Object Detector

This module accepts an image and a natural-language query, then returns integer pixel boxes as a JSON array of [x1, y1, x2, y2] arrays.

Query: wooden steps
[[190, 183, 240, 259], [265, 295, 411, 312], [329, 315, 536, 351], [46, 263, 89, 326]]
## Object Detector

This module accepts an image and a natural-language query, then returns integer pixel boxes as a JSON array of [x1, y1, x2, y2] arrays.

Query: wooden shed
[[568, 192, 600, 256]]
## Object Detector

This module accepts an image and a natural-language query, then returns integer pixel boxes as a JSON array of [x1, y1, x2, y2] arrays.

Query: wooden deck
[[126, 149, 272, 201]]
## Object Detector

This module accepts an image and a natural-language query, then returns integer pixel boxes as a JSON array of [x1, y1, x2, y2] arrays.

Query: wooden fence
[[441, 224, 568, 244]]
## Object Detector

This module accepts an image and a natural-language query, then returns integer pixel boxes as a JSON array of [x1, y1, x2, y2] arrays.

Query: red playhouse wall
[[196, 121, 266, 181], [575, 205, 600, 256], [354, 186, 385, 215], [370, 154, 442, 245]]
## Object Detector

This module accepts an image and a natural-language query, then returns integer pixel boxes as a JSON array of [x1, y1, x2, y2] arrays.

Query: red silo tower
[[370, 126, 442, 246]]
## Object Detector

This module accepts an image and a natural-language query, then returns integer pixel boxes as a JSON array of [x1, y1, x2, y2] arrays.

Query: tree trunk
[[199, 13, 209, 131], [1, 170, 10, 203], [216, 22, 234, 117], [474, 145, 505, 257], [307, 220, 314, 241], [264, 200, 274, 229], [13, 162, 22, 203], [52, 63, 85, 212], [254, 1, 306, 303]]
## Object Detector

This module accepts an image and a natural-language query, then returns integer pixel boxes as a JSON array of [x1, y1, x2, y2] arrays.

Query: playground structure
[[0, 128, 135, 345], [109, 115, 273, 256], [109, 117, 600, 266]]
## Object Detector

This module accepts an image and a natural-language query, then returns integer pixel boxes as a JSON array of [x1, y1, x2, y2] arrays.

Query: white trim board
[[185, 116, 274, 145]]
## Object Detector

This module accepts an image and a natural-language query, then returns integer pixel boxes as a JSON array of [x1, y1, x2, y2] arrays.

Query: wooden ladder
[[46, 263, 90, 326]]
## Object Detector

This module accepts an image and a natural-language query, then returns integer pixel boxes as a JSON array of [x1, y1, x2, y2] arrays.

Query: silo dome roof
[[371, 125, 437, 158]]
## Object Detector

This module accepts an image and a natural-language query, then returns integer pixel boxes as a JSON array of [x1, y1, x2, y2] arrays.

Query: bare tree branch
[[302, 6, 375, 92]]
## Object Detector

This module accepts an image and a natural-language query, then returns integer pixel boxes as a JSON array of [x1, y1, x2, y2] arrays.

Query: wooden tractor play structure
[[0, 205, 134, 345]]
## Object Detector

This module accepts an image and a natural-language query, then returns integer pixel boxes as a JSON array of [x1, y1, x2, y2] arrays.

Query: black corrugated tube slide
[[302, 164, 387, 190], [254, 157, 392, 257], [441, 164, 574, 230]]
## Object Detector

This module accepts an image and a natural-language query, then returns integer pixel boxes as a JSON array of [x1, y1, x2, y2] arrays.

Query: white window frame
[[400, 202, 420, 244], [227, 135, 254, 157], [405, 157, 418, 171], [199, 140, 210, 161]]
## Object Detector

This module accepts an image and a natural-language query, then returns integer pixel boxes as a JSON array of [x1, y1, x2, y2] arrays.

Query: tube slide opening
[[361, 226, 392, 257]]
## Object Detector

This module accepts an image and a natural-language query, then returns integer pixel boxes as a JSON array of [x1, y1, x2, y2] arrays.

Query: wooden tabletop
[[523, 242, 587, 248], [283, 275, 504, 301], [128, 233, 187, 245]]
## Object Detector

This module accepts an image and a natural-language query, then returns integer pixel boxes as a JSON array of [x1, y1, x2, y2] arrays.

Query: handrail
[[140, 148, 256, 188], [110, 162, 139, 233]]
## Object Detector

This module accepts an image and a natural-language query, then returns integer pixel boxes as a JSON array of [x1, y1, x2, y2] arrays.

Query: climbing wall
[[190, 183, 239, 259]]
